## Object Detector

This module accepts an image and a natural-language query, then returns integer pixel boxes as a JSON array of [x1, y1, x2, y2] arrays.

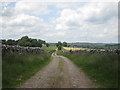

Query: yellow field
[[63, 47, 88, 51]]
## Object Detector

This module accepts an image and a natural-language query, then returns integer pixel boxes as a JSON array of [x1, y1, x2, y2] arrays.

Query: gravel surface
[[19, 52, 97, 88]]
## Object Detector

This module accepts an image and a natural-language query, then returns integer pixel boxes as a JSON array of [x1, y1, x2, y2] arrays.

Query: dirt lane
[[19, 52, 97, 88]]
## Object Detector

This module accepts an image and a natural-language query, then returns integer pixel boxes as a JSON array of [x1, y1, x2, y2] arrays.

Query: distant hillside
[[49, 43, 56, 46], [68, 43, 119, 49]]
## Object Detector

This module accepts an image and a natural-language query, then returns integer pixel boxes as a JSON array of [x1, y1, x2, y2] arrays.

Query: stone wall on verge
[[2, 45, 45, 55], [69, 49, 120, 55]]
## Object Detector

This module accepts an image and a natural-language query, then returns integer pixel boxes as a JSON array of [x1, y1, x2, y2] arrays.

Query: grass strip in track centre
[[58, 52, 119, 88], [2, 53, 51, 88]]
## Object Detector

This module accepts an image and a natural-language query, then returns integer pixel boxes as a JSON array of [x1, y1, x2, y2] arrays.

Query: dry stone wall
[[2, 45, 45, 55], [69, 49, 120, 55]]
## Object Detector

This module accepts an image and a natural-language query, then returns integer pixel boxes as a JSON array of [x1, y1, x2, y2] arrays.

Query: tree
[[42, 41, 46, 44], [31, 39, 37, 47], [21, 36, 29, 41], [58, 41, 62, 46], [63, 42, 67, 47], [56, 43, 59, 47], [2, 40, 6, 44], [5, 36, 45, 47], [25, 42, 32, 47], [6, 39, 17, 45], [18, 40, 25, 46], [46, 43, 49, 47], [37, 39, 42, 47], [18, 36, 30, 46], [58, 45, 62, 50], [56, 41, 62, 50], [56, 41, 62, 47]]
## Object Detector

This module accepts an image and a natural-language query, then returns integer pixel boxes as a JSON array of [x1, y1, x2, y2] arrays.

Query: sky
[[0, 0, 118, 43]]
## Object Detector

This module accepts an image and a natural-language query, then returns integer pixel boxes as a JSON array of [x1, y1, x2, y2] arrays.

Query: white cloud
[[43, 32, 65, 37], [1, 1, 118, 43], [3, 14, 43, 27], [54, 9, 81, 30], [1, 1, 52, 40], [51, 2, 118, 42], [55, 2, 117, 28], [1, 1, 51, 18], [14, 1, 51, 15]]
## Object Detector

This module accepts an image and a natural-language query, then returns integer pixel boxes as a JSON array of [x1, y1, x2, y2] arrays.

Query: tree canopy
[[56, 41, 68, 50], [63, 42, 67, 47], [2, 36, 46, 47]]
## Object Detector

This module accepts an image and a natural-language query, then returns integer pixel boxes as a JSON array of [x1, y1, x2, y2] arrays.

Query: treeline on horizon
[[2, 36, 49, 47], [2, 36, 119, 49]]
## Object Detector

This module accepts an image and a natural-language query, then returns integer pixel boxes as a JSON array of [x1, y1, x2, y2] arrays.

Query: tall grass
[[59, 52, 118, 88], [2, 53, 51, 88]]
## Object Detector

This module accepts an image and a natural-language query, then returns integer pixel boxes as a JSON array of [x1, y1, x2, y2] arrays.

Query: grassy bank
[[58, 52, 118, 88], [2, 53, 51, 88]]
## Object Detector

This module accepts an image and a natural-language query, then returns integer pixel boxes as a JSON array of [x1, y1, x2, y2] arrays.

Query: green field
[[58, 52, 119, 88], [2, 53, 51, 88], [42, 46, 57, 51]]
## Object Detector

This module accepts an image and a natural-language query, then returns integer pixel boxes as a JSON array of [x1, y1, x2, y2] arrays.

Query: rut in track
[[19, 52, 97, 88]]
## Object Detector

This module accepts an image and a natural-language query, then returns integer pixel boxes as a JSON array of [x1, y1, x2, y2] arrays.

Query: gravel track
[[19, 52, 97, 88]]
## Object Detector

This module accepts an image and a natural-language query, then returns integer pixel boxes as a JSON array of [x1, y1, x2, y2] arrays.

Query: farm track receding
[[19, 52, 97, 88]]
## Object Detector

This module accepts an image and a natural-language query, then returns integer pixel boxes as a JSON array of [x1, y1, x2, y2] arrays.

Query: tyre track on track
[[19, 52, 97, 88]]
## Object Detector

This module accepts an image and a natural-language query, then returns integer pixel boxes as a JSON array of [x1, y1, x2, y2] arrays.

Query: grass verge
[[2, 53, 51, 88], [58, 52, 118, 88]]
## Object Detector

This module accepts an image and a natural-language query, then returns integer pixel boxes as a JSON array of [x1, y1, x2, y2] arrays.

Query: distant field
[[42, 46, 57, 51], [63, 47, 89, 51]]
